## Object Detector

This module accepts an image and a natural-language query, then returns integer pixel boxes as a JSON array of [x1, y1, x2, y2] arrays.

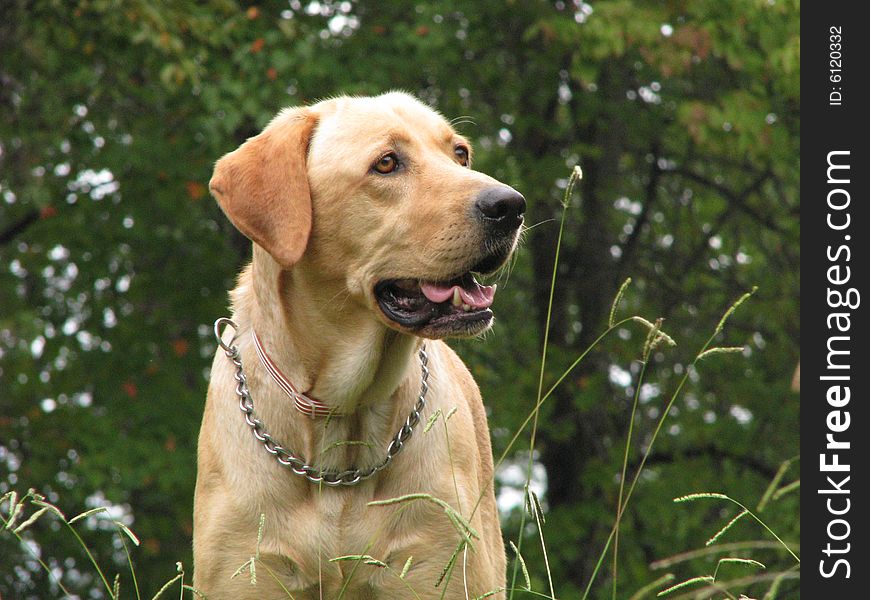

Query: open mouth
[[375, 273, 497, 336]]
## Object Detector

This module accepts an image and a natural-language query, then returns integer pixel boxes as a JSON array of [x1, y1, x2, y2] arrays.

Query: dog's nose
[[475, 186, 526, 231]]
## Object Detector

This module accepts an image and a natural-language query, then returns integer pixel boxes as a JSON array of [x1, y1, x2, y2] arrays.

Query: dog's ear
[[209, 108, 318, 268]]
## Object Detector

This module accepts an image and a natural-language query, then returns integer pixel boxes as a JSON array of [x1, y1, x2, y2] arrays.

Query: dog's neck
[[243, 247, 421, 415]]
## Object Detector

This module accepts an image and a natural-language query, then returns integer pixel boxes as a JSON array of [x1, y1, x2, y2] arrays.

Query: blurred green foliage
[[1, 0, 799, 597]]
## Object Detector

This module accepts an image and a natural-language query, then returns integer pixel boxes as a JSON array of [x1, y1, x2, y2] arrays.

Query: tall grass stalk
[[117, 522, 142, 600], [2, 489, 211, 599], [612, 338, 650, 600], [233, 513, 299, 598], [658, 558, 766, 600], [672, 493, 800, 564], [527, 488, 554, 597], [1, 489, 144, 598], [756, 455, 799, 512], [476, 313, 638, 520], [650, 456, 801, 600], [482, 171, 671, 599], [329, 488, 482, 600], [2, 492, 75, 596], [580, 288, 757, 600], [508, 165, 581, 600], [628, 573, 675, 600], [330, 555, 423, 600], [661, 570, 799, 600], [50, 507, 114, 595], [649, 541, 787, 570], [609, 314, 673, 600]]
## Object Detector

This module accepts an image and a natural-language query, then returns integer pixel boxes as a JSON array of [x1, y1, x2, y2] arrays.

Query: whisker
[[324, 288, 352, 312], [522, 218, 556, 233], [450, 116, 477, 128]]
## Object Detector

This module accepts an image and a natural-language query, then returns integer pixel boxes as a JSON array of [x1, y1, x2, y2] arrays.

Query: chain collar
[[213, 317, 430, 487]]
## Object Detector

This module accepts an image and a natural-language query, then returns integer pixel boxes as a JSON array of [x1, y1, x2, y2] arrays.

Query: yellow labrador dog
[[194, 92, 524, 599]]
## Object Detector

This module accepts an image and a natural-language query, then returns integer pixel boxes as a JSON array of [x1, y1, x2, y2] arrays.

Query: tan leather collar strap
[[251, 329, 337, 418]]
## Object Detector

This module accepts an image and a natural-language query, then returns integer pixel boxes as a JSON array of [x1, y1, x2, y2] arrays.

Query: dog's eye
[[454, 145, 470, 167], [373, 153, 400, 174]]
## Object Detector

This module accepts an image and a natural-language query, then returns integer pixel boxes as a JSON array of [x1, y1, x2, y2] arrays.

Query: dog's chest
[[266, 488, 443, 593]]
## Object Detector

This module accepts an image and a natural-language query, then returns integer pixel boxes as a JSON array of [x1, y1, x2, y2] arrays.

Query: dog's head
[[210, 92, 524, 339]]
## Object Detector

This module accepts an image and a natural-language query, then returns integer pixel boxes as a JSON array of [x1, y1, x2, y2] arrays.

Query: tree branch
[[616, 141, 662, 280], [672, 167, 781, 233], [631, 443, 778, 480], [671, 169, 773, 280], [0, 208, 40, 246]]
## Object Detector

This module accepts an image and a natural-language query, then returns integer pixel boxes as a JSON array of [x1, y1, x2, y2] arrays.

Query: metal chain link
[[214, 317, 429, 487]]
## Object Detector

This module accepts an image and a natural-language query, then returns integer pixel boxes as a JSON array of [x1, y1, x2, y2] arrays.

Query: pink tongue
[[420, 280, 496, 309]]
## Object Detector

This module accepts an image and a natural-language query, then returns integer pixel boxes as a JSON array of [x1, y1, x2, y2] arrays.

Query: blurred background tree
[[1, 0, 799, 597]]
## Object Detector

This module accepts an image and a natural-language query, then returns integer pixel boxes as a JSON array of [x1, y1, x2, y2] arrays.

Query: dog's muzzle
[[375, 185, 525, 339]]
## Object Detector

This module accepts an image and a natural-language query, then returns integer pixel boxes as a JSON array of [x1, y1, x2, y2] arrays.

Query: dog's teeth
[[452, 288, 462, 306], [462, 303, 471, 312], [493, 283, 498, 293]]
